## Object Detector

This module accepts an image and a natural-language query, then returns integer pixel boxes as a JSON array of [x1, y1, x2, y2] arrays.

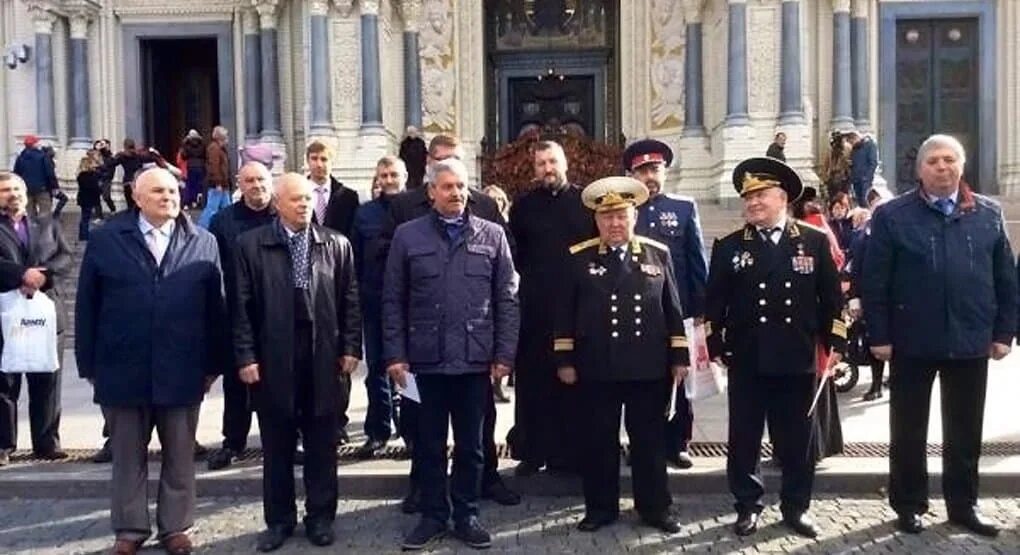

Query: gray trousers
[[104, 405, 199, 542]]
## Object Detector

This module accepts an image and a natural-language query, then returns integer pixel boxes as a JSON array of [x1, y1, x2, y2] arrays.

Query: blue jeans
[[361, 300, 393, 441], [416, 372, 488, 524]]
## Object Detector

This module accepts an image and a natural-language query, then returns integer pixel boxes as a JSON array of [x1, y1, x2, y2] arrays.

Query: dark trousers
[[416, 373, 488, 524], [123, 182, 136, 211], [579, 378, 671, 519], [889, 357, 987, 516], [257, 323, 337, 527], [513, 355, 579, 470], [220, 359, 253, 452], [362, 302, 393, 441], [0, 369, 62, 453], [665, 384, 694, 453], [98, 180, 116, 215], [727, 372, 815, 516], [79, 205, 95, 240]]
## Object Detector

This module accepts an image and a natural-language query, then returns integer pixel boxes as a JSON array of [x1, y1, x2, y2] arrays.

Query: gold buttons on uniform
[[635, 331, 642, 337], [634, 294, 642, 301], [611, 306, 618, 312], [612, 318, 618, 325], [611, 294, 617, 301], [635, 318, 642, 325], [785, 317, 792, 323], [635, 306, 642, 313], [785, 282, 791, 288]]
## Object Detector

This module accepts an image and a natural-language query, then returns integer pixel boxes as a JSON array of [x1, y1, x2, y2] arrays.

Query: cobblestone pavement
[[0, 495, 1017, 554]]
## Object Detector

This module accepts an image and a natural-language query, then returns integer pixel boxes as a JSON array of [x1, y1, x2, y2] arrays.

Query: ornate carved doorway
[[484, 0, 618, 148]]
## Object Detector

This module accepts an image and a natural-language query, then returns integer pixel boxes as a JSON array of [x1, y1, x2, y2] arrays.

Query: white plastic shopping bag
[[682, 317, 726, 401], [0, 290, 59, 373]]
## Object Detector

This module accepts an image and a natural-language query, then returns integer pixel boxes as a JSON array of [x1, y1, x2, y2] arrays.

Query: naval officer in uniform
[[627, 139, 708, 469], [705, 157, 845, 538], [553, 176, 688, 534]]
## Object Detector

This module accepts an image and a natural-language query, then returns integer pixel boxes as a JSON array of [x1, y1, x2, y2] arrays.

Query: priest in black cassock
[[507, 140, 595, 476]]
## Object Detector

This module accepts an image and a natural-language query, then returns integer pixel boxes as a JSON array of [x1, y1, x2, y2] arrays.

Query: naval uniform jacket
[[553, 236, 688, 382], [705, 220, 845, 376]]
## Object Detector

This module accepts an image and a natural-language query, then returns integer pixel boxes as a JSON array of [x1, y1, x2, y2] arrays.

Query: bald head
[[275, 173, 314, 231], [134, 168, 180, 226], [237, 162, 273, 210]]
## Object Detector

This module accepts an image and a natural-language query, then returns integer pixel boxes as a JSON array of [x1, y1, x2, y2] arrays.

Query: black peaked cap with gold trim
[[732, 157, 803, 202]]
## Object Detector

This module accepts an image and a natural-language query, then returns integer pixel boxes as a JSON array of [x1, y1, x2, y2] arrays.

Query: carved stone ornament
[[252, 0, 280, 29], [308, 0, 331, 17], [361, 0, 381, 16], [832, 0, 851, 13], [681, 0, 704, 24], [69, 13, 90, 39], [402, 0, 422, 33], [334, 0, 355, 17]]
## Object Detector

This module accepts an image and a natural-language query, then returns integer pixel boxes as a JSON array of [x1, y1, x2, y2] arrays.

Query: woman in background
[[75, 150, 103, 241]]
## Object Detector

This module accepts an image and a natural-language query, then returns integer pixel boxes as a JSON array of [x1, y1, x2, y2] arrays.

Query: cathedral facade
[[1, 0, 1017, 201]]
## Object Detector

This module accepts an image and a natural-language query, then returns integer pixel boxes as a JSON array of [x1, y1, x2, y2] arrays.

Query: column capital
[[402, 0, 422, 32], [242, 8, 259, 34], [26, 3, 58, 34], [361, 0, 380, 16], [69, 13, 90, 39], [252, 0, 279, 29], [682, 0, 704, 24], [334, 0, 355, 17], [308, 0, 331, 17], [851, 0, 868, 18], [832, 0, 851, 14]]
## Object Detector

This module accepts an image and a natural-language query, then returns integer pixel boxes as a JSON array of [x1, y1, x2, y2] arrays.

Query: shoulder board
[[794, 219, 825, 234], [568, 237, 601, 255], [636, 236, 669, 252]]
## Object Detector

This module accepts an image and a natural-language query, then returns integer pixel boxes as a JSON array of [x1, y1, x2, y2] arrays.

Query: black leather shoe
[[948, 510, 1000, 537], [207, 448, 237, 471], [354, 439, 387, 460], [402, 518, 447, 551], [733, 511, 760, 536], [514, 461, 541, 477], [34, 449, 69, 461], [193, 441, 208, 458], [667, 450, 694, 469], [0, 450, 9, 467], [577, 513, 617, 532], [782, 512, 819, 538], [642, 514, 681, 534], [482, 481, 521, 506], [256, 525, 294, 552], [401, 486, 421, 514], [452, 516, 492, 549], [862, 389, 883, 401], [92, 442, 113, 463], [305, 519, 335, 546], [896, 513, 924, 534]]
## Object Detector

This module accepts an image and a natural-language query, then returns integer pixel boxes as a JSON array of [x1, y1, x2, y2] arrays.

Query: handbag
[[0, 290, 60, 373]]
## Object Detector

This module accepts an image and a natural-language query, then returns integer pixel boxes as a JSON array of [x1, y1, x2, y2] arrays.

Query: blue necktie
[[934, 198, 954, 216]]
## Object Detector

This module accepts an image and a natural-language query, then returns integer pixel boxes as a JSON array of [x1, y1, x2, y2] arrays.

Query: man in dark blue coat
[[863, 134, 1017, 537], [11, 135, 57, 218], [847, 131, 878, 207], [75, 168, 227, 555], [383, 158, 519, 551], [628, 139, 708, 469]]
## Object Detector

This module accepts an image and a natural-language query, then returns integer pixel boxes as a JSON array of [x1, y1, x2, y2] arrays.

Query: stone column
[[243, 9, 262, 142], [30, 7, 57, 141], [831, 0, 854, 129], [254, 0, 282, 141], [850, 0, 870, 128], [682, 0, 705, 137], [403, 0, 423, 129], [309, 0, 334, 133], [778, 0, 804, 124], [360, 0, 384, 131], [725, 0, 749, 126], [68, 13, 92, 148]]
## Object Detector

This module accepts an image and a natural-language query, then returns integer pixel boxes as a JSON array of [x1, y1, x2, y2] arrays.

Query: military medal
[[792, 244, 815, 274], [732, 250, 754, 271], [659, 211, 679, 228], [588, 262, 607, 276], [640, 263, 662, 276]]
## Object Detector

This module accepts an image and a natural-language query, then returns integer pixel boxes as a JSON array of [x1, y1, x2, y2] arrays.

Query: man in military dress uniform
[[508, 140, 595, 476], [705, 157, 845, 538], [627, 139, 708, 469], [553, 176, 687, 534]]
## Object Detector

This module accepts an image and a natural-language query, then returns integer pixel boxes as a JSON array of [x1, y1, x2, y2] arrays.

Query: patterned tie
[[146, 229, 166, 266], [315, 187, 329, 224], [934, 197, 954, 216], [289, 231, 310, 289]]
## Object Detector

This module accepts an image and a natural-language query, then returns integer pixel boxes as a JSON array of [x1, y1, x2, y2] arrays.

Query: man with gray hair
[[863, 134, 1016, 537], [383, 157, 519, 550]]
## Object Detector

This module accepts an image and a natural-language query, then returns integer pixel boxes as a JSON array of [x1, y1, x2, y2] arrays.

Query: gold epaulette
[[568, 237, 601, 255], [636, 235, 669, 252]]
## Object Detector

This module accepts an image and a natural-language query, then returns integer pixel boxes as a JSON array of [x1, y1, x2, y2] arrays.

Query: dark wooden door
[[895, 18, 979, 190], [142, 39, 220, 159], [507, 74, 595, 140]]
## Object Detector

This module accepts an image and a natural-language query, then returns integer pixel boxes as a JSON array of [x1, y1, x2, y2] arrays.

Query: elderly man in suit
[[0, 172, 72, 466], [233, 173, 362, 552], [75, 168, 227, 555]]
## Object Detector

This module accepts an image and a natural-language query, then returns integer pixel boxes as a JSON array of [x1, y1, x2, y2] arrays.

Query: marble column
[[850, 0, 870, 128], [725, 0, 749, 126], [778, 0, 804, 124], [31, 8, 57, 140], [68, 14, 92, 148], [255, 1, 282, 141], [243, 9, 262, 141], [403, 0, 423, 129], [682, 1, 705, 137], [309, 0, 333, 133], [831, 0, 854, 129], [360, 0, 383, 131]]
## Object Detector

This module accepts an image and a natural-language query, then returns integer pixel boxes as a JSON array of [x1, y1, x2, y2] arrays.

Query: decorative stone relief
[[649, 0, 684, 129], [420, 0, 454, 132], [361, 0, 380, 16], [747, 6, 778, 114], [252, 0, 279, 29], [332, 16, 361, 127], [334, 0, 355, 17], [402, 0, 422, 33]]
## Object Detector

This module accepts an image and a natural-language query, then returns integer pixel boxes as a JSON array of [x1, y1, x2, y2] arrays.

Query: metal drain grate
[[7, 442, 1020, 464]]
